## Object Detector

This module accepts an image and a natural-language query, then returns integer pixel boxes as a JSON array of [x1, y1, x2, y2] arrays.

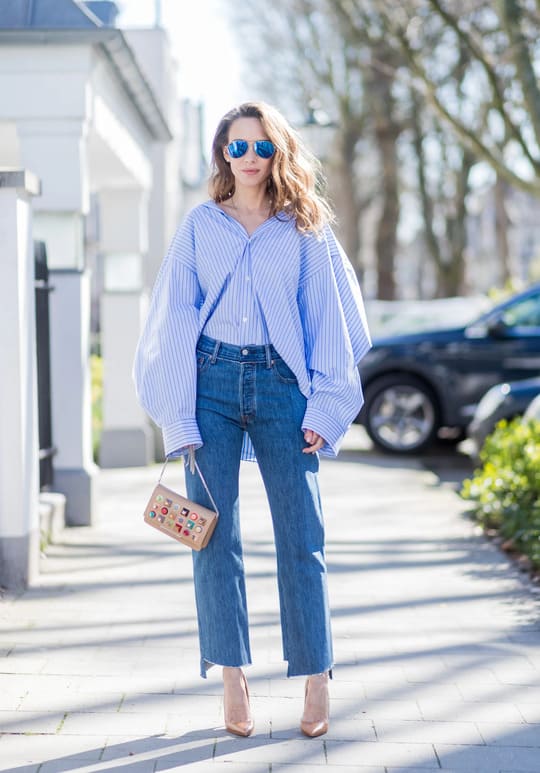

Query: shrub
[[461, 417, 540, 567], [91, 354, 103, 462]]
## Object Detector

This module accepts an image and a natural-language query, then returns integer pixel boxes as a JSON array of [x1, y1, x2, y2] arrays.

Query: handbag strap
[[157, 455, 219, 516]]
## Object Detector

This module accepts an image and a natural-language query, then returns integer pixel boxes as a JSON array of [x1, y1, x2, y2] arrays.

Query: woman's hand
[[303, 429, 325, 454]]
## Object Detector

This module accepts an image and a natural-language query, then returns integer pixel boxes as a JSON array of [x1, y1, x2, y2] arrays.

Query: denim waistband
[[197, 334, 280, 365]]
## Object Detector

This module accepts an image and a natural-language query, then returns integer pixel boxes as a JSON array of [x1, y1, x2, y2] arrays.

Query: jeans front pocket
[[196, 351, 213, 374], [271, 357, 298, 384]]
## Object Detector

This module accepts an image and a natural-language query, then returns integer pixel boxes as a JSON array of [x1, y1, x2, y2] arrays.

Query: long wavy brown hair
[[209, 102, 334, 234]]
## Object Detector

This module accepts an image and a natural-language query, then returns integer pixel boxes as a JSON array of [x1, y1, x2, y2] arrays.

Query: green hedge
[[91, 354, 103, 462], [461, 417, 540, 568]]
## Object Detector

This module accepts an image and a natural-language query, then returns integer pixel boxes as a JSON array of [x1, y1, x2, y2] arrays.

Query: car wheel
[[363, 374, 439, 453]]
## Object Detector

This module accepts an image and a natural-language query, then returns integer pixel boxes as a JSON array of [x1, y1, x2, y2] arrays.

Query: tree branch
[[497, 0, 540, 151], [397, 30, 540, 194], [426, 0, 540, 173]]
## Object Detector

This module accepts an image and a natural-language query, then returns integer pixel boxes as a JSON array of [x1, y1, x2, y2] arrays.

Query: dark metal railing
[[34, 240, 56, 490]]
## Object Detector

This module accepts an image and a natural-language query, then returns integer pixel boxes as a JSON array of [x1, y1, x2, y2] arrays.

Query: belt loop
[[265, 344, 272, 369], [210, 339, 221, 364]]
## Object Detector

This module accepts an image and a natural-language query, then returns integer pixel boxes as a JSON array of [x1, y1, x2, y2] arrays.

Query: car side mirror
[[487, 318, 509, 338]]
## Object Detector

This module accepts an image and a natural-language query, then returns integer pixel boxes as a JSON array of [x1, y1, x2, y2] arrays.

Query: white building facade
[[0, 0, 205, 587]]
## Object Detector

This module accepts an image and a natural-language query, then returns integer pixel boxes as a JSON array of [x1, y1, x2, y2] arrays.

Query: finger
[[302, 436, 325, 453]]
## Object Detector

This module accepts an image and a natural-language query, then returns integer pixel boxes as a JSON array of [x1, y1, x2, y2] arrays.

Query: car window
[[501, 293, 540, 329]]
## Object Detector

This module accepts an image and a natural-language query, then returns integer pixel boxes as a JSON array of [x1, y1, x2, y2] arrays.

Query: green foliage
[[461, 418, 540, 567], [91, 354, 103, 462]]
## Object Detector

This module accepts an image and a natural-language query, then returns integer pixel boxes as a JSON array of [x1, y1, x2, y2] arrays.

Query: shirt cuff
[[302, 405, 345, 458], [162, 418, 203, 459]]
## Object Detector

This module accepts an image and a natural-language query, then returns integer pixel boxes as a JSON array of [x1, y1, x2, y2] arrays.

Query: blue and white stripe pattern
[[203, 236, 270, 345], [133, 200, 372, 460]]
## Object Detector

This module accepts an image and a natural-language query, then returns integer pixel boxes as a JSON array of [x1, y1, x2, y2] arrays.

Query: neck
[[231, 185, 270, 212]]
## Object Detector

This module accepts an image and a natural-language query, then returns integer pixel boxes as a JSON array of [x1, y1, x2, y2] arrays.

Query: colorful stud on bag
[[156, 495, 164, 503], [181, 507, 189, 516], [149, 510, 157, 519], [165, 498, 173, 507]]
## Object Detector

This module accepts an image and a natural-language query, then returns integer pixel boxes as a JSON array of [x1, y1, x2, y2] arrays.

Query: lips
[[242, 169, 259, 175]]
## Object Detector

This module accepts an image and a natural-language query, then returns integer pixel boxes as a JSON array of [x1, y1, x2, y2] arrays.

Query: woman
[[134, 102, 371, 738]]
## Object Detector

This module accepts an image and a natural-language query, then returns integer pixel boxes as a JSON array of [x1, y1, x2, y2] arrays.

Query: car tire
[[363, 374, 440, 454]]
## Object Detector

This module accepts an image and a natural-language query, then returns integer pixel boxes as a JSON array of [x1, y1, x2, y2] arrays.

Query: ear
[[223, 146, 231, 163]]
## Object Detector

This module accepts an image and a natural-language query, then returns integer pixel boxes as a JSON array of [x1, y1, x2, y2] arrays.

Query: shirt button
[[241, 348, 249, 355], [242, 317, 248, 323], [246, 276, 251, 281]]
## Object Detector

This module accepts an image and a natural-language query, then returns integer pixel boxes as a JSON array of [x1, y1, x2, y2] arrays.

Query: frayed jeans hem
[[200, 657, 253, 679], [286, 662, 334, 679]]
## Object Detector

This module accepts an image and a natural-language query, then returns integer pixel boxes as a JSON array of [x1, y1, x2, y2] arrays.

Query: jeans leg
[[185, 359, 251, 678], [247, 365, 333, 678]]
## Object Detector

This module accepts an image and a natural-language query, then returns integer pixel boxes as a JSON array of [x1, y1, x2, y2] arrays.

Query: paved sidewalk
[[1, 431, 540, 772]]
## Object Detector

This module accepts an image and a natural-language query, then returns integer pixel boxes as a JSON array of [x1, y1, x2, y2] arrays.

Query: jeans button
[[241, 348, 249, 355]]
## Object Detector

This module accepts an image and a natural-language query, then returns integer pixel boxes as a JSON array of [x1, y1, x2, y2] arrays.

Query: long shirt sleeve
[[299, 227, 372, 456], [133, 215, 203, 457]]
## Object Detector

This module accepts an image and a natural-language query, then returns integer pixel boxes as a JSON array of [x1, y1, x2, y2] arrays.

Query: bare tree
[[223, 0, 374, 280], [366, 0, 540, 194]]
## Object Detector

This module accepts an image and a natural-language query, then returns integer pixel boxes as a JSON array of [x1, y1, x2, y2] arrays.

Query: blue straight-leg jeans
[[184, 335, 333, 679]]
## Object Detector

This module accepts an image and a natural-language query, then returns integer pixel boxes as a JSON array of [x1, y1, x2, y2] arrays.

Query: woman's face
[[223, 117, 274, 190]]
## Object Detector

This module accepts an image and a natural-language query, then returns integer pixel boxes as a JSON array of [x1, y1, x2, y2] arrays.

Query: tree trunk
[[437, 150, 474, 296], [329, 126, 364, 280], [375, 125, 399, 299], [369, 44, 401, 299], [494, 174, 512, 283]]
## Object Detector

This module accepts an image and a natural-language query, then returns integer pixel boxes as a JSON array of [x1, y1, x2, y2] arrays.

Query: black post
[[34, 240, 56, 490]]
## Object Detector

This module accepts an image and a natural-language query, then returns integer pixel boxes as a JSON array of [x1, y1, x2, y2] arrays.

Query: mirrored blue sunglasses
[[227, 139, 276, 159]]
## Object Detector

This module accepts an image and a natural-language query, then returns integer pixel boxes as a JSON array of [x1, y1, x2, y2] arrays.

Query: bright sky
[[115, 0, 254, 150]]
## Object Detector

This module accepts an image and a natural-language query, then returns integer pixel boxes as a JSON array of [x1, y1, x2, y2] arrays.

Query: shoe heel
[[224, 669, 254, 737], [300, 673, 329, 738]]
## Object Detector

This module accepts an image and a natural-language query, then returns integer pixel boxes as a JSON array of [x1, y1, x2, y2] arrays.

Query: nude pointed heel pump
[[300, 672, 329, 738], [223, 668, 254, 737]]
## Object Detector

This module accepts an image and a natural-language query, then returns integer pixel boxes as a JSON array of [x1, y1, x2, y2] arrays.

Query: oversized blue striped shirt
[[133, 200, 372, 460]]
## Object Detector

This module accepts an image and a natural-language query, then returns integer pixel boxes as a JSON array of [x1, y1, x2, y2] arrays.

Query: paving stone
[[417, 699, 524, 722], [213, 737, 326, 764], [18, 691, 123, 713], [325, 739, 439, 767], [516, 702, 540, 722], [476, 720, 540, 746], [0, 733, 105, 764], [38, 761, 156, 773], [0, 709, 64, 734], [272, 767, 384, 773], [354, 699, 423, 720], [99, 733, 210, 761], [60, 710, 167, 736], [363, 681, 463, 702], [435, 742, 540, 770], [374, 718, 484, 744], [1, 766, 40, 773]]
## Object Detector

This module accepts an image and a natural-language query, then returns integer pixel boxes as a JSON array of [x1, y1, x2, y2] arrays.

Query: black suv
[[357, 283, 540, 453]]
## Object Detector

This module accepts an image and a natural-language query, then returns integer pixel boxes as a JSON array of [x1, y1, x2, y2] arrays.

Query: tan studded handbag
[[143, 456, 218, 551]]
